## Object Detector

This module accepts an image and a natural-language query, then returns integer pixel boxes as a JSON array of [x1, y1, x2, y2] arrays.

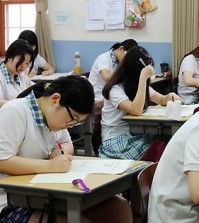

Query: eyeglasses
[[65, 106, 82, 126]]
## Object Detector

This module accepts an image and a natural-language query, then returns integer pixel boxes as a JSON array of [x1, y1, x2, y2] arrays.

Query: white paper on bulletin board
[[86, 0, 125, 30]]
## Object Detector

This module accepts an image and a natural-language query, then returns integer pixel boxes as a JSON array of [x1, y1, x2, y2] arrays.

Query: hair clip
[[44, 82, 51, 90], [72, 179, 91, 194]]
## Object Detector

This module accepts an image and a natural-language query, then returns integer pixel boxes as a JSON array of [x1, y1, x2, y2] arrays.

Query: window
[[0, 0, 35, 57]]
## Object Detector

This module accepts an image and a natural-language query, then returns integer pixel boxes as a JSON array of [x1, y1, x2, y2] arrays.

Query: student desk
[[122, 105, 195, 136], [122, 114, 189, 135], [0, 159, 149, 223]]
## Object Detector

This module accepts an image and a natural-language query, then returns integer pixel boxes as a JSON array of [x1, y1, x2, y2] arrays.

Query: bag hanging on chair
[[140, 125, 167, 162]]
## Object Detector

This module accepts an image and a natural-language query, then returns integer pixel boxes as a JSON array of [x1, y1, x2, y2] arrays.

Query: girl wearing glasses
[[0, 75, 133, 223]]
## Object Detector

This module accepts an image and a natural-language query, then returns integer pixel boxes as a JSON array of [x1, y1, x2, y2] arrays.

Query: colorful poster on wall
[[125, 0, 157, 29]]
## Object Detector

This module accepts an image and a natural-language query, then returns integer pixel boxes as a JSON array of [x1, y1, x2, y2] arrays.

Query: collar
[[0, 63, 19, 84], [109, 49, 118, 68], [26, 92, 46, 127]]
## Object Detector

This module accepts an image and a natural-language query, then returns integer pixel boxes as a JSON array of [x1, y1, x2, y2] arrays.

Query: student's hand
[[42, 70, 51, 76], [140, 65, 155, 80], [167, 92, 183, 102], [49, 154, 72, 172]]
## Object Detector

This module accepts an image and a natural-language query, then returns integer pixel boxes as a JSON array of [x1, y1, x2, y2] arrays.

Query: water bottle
[[74, 52, 82, 75]]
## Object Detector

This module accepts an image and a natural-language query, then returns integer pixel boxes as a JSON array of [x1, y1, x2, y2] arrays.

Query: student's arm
[[100, 69, 112, 82], [150, 91, 181, 106], [0, 155, 72, 175], [41, 62, 55, 76], [183, 71, 199, 87], [0, 99, 8, 108], [187, 171, 199, 205], [118, 65, 154, 116]]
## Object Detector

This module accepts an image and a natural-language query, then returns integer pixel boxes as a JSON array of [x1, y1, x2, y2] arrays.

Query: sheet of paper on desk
[[70, 159, 132, 174], [142, 105, 199, 117], [30, 71, 73, 81], [30, 159, 132, 184]]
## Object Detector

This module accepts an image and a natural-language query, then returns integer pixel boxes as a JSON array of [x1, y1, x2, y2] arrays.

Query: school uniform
[[99, 84, 155, 159], [178, 54, 199, 104], [23, 54, 46, 76], [0, 63, 34, 100], [148, 112, 199, 223], [0, 93, 72, 219], [88, 49, 117, 102]]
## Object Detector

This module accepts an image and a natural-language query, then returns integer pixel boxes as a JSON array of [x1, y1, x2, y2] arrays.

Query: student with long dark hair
[[99, 46, 181, 159], [0, 75, 133, 223], [88, 39, 138, 155]]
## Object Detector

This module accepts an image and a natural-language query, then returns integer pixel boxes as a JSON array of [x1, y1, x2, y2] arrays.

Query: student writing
[[99, 46, 181, 160], [0, 75, 132, 223]]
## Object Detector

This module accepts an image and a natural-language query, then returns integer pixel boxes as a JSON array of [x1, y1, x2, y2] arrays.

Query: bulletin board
[[125, 0, 157, 29]]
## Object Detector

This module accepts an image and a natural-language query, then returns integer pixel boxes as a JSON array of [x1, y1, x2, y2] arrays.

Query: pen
[[139, 58, 147, 67], [72, 178, 91, 193], [57, 142, 64, 154]]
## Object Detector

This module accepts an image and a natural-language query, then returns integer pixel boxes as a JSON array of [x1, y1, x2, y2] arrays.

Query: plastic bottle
[[74, 52, 82, 75]]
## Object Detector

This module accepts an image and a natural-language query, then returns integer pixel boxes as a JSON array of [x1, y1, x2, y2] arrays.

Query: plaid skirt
[[99, 133, 153, 160], [0, 205, 33, 223]]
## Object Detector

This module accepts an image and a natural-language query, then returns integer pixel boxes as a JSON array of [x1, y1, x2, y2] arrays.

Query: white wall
[[49, 0, 172, 43]]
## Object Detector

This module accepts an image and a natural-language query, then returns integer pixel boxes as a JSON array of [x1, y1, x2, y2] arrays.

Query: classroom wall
[[48, 0, 172, 74]]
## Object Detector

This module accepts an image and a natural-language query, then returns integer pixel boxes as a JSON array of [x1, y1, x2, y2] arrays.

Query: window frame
[[0, 0, 34, 56]]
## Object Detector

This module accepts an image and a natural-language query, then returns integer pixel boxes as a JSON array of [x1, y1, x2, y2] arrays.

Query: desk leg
[[67, 199, 81, 223], [171, 125, 179, 135], [83, 114, 93, 156]]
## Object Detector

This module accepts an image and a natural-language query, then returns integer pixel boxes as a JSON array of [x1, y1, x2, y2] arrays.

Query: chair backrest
[[172, 76, 179, 94], [136, 162, 158, 223]]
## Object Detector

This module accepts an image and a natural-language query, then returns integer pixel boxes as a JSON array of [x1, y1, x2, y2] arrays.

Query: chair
[[135, 162, 158, 223], [171, 76, 179, 94]]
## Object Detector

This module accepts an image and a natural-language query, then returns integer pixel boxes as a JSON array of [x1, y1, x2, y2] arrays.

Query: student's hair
[[17, 75, 95, 114], [110, 39, 138, 51], [4, 39, 35, 73], [103, 46, 153, 110], [184, 46, 199, 59], [18, 30, 39, 56]]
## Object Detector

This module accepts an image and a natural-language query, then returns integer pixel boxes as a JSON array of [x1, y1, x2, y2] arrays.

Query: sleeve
[[149, 86, 155, 97], [96, 53, 112, 72], [109, 85, 129, 109], [0, 105, 27, 160], [55, 129, 72, 144], [36, 54, 47, 68], [181, 55, 196, 74]]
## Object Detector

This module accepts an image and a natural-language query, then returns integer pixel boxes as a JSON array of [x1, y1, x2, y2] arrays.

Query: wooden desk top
[[0, 158, 146, 195], [150, 76, 171, 84], [122, 114, 190, 122]]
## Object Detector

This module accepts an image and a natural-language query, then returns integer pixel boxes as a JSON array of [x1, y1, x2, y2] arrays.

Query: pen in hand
[[57, 142, 64, 154], [139, 58, 147, 67]]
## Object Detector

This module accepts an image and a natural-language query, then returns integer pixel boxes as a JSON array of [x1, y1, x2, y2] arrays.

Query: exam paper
[[142, 105, 199, 117], [30, 71, 73, 81], [30, 159, 132, 184]]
